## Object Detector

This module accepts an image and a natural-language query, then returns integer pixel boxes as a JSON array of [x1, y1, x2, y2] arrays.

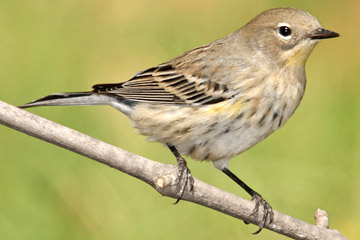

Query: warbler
[[20, 7, 339, 233]]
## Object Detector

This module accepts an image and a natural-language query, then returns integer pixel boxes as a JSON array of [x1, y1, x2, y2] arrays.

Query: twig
[[0, 100, 348, 240]]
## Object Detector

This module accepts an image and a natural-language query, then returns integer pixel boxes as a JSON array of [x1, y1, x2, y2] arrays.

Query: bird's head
[[241, 8, 339, 68]]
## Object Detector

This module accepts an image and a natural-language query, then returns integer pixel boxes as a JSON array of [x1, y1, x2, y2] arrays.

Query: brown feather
[[92, 62, 229, 105]]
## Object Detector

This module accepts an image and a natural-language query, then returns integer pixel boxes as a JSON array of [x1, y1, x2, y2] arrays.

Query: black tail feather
[[19, 92, 93, 108]]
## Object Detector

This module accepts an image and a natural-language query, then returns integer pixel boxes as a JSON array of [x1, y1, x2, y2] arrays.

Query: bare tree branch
[[0, 100, 348, 240]]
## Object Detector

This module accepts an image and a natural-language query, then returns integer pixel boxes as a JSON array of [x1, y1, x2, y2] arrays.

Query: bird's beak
[[310, 28, 339, 40]]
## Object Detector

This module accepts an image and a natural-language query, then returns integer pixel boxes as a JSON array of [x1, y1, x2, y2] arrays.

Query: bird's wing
[[92, 62, 230, 105]]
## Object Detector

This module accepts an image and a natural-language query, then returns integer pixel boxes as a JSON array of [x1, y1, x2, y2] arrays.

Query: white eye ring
[[277, 23, 292, 40]]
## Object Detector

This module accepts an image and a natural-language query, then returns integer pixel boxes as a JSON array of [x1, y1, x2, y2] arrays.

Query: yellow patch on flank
[[203, 99, 243, 119]]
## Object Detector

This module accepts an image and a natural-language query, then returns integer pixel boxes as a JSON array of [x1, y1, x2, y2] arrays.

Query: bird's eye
[[278, 26, 292, 38]]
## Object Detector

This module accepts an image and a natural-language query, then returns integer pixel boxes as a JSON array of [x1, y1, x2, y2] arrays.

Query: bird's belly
[[130, 100, 292, 162], [178, 122, 276, 161]]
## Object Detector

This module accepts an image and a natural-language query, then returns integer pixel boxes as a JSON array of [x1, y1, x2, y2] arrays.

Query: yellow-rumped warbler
[[21, 7, 338, 233]]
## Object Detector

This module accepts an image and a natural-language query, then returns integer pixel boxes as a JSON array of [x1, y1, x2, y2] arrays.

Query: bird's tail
[[19, 92, 112, 108]]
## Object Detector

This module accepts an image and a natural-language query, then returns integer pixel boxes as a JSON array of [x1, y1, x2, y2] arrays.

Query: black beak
[[310, 28, 339, 40]]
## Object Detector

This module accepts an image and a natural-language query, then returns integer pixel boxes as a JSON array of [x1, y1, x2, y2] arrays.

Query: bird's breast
[[130, 73, 305, 162]]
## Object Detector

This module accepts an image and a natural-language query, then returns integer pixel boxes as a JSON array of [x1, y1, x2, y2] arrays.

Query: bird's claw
[[173, 156, 194, 204], [250, 193, 274, 234]]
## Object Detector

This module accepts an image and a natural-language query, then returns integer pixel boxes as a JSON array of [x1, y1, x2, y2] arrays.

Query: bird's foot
[[173, 155, 194, 204], [250, 193, 274, 234]]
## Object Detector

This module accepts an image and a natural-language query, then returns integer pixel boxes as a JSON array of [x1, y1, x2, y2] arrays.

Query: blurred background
[[0, 0, 358, 239]]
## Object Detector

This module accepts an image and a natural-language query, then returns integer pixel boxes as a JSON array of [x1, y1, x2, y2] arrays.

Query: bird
[[20, 7, 339, 234]]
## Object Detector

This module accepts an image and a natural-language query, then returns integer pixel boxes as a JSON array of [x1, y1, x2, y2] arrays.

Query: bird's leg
[[167, 144, 195, 204], [222, 168, 274, 234]]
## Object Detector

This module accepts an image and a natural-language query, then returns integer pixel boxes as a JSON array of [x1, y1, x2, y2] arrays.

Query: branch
[[0, 100, 348, 240]]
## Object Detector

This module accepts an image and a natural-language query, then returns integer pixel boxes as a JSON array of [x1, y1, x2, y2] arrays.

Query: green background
[[0, 0, 358, 239]]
